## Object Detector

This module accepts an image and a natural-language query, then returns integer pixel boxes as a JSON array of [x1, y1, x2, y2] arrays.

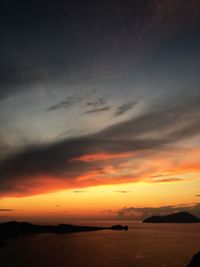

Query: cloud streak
[[115, 101, 136, 116], [84, 97, 111, 114], [84, 106, 111, 114], [150, 177, 184, 183], [0, 209, 14, 212], [47, 95, 81, 111], [86, 97, 106, 108]]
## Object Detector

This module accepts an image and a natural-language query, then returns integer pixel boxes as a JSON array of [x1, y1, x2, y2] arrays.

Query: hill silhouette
[[143, 212, 200, 223], [0, 221, 128, 239]]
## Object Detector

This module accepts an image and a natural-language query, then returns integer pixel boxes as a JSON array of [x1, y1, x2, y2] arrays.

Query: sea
[[0, 220, 200, 267]]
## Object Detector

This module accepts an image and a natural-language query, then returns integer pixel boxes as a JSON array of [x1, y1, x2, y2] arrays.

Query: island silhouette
[[143, 211, 200, 223]]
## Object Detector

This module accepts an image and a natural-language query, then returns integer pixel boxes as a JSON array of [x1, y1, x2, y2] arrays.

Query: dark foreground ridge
[[186, 251, 200, 267], [143, 212, 200, 223], [0, 221, 128, 239]]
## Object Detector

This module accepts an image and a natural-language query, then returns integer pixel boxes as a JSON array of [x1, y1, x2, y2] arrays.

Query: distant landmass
[[143, 212, 200, 223], [0, 221, 128, 240]]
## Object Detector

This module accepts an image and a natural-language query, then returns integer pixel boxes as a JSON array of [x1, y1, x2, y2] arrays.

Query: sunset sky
[[0, 0, 200, 222]]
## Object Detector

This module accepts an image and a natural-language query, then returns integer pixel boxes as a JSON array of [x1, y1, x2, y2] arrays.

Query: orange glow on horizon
[[0, 147, 199, 220]]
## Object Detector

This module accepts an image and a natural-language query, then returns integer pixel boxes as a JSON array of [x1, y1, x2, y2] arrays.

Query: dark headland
[[186, 251, 200, 267], [143, 211, 200, 223], [0, 221, 128, 240]]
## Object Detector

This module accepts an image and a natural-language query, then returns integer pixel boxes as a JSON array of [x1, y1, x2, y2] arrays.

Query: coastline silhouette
[[0, 221, 128, 239]]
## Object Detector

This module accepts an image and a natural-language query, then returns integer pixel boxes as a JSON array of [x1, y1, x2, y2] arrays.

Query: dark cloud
[[195, 195, 200, 197], [0, 90, 199, 196], [84, 106, 111, 114], [84, 96, 111, 114], [118, 203, 200, 220], [86, 97, 106, 108], [0, 209, 14, 211], [47, 96, 109, 113], [150, 177, 184, 183], [47, 95, 81, 111], [115, 101, 136, 116]]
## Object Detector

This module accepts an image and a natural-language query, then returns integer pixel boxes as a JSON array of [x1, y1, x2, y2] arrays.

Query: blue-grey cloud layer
[[0, 90, 199, 195]]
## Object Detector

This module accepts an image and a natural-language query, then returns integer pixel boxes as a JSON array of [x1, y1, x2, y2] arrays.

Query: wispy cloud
[[47, 95, 111, 114], [0, 209, 14, 211], [84, 97, 111, 114], [47, 95, 81, 111], [115, 101, 136, 116], [150, 177, 184, 183], [86, 97, 106, 107], [84, 106, 111, 114]]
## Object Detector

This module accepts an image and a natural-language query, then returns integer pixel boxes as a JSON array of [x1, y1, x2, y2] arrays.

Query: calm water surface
[[1, 221, 200, 267]]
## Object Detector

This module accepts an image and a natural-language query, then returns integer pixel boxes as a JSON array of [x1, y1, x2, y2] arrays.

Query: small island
[[0, 221, 128, 240], [143, 212, 200, 223]]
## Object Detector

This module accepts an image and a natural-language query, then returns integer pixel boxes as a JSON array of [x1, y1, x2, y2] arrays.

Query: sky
[[0, 0, 200, 222]]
